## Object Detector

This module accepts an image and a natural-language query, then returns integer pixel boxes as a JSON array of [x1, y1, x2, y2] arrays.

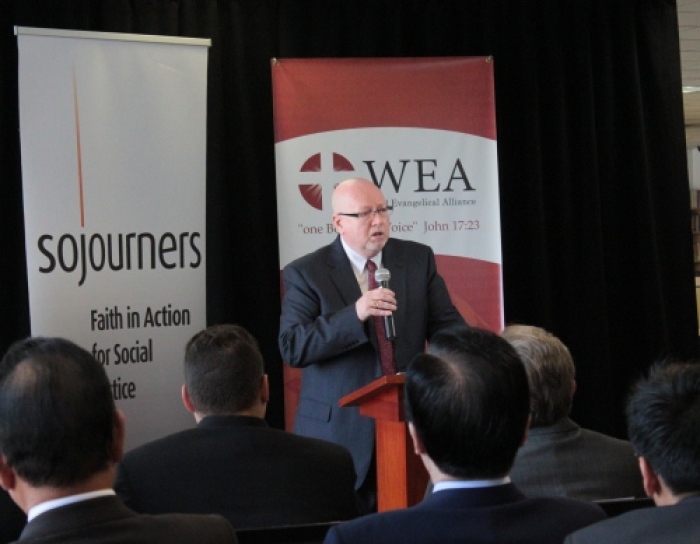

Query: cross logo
[[297, 152, 355, 210]]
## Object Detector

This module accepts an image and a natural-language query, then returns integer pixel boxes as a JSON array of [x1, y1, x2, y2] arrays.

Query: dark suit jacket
[[14, 495, 235, 543], [324, 484, 606, 544], [114, 415, 359, 529], [1, 489, 26, 544], [509, 418, 645, 500], [279, 236, 466, 487], [564, 496, 700, 544]]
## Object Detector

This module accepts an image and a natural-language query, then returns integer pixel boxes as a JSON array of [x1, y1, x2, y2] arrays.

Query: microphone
[[374, 267, 396, 341]]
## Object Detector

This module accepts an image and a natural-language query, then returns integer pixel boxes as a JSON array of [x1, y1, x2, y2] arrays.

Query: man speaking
[[279, 178, 467, 512]]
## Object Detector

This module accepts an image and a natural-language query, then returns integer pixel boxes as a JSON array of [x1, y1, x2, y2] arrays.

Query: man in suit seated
[[565, 361, 700, 543], [324, 327, 606, 544], [502, 324, 644, 500], [115, 324, 359, 529], [0, 336, 236, 544]]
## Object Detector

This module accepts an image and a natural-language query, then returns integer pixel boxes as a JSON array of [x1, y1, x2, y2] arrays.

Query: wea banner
[[17, 27, 210, 450], [272, 57, 502, 425]]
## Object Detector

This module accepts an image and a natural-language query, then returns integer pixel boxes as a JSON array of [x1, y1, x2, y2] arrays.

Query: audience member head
[[0, 337, 123, 508], [501, 324, 576, 426], [183, 324, 267, 419], [406, 327, 530, 480], [626, 361, 700, 504]]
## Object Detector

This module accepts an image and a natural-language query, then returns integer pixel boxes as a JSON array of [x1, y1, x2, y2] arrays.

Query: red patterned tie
[[366, 260, 397, 375]]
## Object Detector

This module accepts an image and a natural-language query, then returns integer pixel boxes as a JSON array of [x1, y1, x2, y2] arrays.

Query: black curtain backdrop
[[1, 0, 697, 438]]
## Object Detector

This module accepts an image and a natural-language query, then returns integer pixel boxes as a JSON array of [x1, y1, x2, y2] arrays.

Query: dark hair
[[0, 337, 116, 487], [626, 361, 700, 495], [184, 324, 264, 414], [501, 324, 575, 426], [406, 327, 530, 479]]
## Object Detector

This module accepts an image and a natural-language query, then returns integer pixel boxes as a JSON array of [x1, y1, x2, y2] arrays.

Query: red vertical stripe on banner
[[73, 68, 85, 228]]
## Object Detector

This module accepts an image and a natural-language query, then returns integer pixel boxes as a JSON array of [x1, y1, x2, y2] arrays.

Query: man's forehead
[[346, 189, 386, 206], [334, 188, 384, 210]]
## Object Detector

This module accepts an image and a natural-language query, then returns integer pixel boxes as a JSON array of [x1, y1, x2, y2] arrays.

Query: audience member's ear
[[111, 410, 126, 463], [520, 413, 532, 447], [638, 456, 661, 500], [181, 384, 196, 414], [0, 455, 17, 491], [260, 374, 270, 405], [408, 422, 426, 456], [571, 379, 577, 397]]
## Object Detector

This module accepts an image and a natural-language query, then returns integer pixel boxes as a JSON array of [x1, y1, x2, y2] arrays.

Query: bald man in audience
[[115, 324, 359, 529], [503, 324, 644, 500], [565, 361, 700, 543], [0, 336, 236, 544]]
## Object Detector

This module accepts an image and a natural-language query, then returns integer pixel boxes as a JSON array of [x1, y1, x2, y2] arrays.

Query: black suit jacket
[[114, 415, 359, 529], [564, 496, 700, 544], [279, 236, 466, 487], [324, 484, 606, 544], [15, 495, 235, 543], [1, 489, 25, 544]]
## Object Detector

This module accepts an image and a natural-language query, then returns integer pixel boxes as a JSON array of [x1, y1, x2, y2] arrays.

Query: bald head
[[332, 178, 383, 214], [332, 178, 391, 258]]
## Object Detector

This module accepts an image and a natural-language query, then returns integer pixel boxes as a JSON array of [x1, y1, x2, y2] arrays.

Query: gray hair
[[501, 324, 575, 426]]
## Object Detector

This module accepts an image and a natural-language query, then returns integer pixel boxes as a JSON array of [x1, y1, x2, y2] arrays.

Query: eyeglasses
[[337, 206, 393, 220]]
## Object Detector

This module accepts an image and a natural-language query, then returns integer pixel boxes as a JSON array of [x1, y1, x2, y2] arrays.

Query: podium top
[[339, 374, 405, 408]]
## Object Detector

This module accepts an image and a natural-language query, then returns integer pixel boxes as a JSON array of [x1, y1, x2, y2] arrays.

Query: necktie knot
[[366, 260, 378, 289]]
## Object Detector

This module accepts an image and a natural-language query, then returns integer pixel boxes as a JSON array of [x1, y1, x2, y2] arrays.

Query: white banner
[[17, 27, 210, 450]]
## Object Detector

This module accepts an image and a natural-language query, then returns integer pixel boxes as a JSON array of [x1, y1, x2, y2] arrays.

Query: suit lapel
[[327, 237, 362, 306]]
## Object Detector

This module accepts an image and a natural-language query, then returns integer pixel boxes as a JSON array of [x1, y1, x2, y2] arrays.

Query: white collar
[[339, 237, 382, 273], [433, 476, 511, 492], [28, 489, 116, 521]]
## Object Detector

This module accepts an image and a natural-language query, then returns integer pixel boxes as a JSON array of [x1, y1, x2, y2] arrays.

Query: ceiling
[[680, 0, 700, 149]]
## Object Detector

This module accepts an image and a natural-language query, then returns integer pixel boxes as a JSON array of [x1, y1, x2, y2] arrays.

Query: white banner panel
[[276, 128, 501, 264], [17, 27, 210, 450]]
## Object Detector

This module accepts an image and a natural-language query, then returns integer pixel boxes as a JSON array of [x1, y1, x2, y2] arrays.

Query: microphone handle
[[378, 279, 396, 340], [383, 315, 396, 341]]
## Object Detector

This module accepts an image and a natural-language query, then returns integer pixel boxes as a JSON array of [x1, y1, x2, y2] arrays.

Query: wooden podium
[[339, 375, 429, 512]]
